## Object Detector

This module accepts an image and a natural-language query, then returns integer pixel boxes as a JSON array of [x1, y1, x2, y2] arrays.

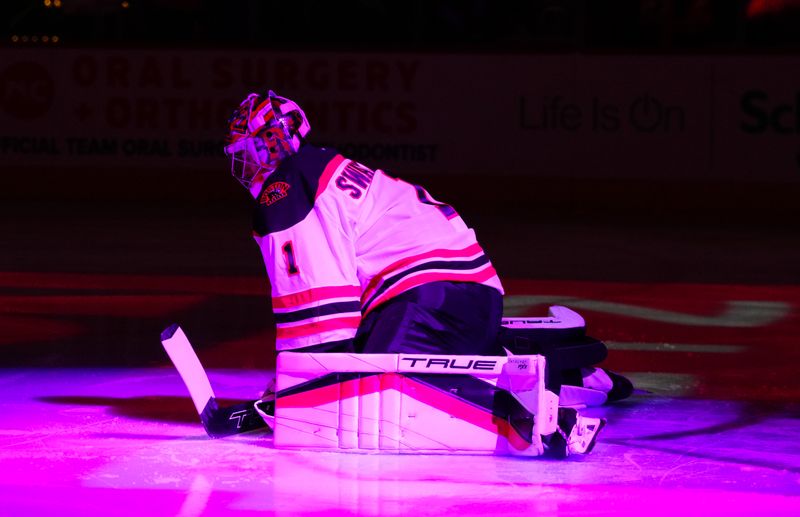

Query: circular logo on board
[[0, 62, 55, 119]]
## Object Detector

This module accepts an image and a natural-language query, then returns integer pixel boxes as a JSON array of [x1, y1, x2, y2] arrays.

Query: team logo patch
[[260, 181, 291, 206]]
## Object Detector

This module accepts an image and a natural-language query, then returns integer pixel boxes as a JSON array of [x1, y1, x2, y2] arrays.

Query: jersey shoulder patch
[[252, 146, 340, 235]]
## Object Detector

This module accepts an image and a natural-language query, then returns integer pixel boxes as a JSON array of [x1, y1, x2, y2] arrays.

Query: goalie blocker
[[265, 351, 604, 457]]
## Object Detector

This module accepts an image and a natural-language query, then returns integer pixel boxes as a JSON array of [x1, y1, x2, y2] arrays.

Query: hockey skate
[[543, 407, 606, 458]]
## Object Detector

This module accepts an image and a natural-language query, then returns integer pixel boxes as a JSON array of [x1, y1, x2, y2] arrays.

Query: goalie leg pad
[[499, 307, 609, 379], [271, 352, 564, 456], [500, 306, 629, 408]]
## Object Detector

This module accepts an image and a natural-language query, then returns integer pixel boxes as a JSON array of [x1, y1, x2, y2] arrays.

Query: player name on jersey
[[335, 160, 376, 199]]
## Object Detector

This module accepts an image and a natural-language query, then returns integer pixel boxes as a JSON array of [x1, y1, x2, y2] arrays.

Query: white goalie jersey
[[251, 145, 504, 351]]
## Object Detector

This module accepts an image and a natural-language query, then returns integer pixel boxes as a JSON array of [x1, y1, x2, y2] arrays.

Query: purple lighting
[[1, 360, 799, 516]]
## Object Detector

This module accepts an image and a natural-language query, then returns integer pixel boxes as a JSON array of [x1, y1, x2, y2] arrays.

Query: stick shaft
[[161, 324, 215, 414]]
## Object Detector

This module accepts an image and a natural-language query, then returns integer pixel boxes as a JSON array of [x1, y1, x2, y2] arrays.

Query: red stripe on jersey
[[316, 154, 346, 200], [364, 265, 499, 315], [275, 316, 361, 339], [361, 243, 485, 303], [272, 285, 361, 309]]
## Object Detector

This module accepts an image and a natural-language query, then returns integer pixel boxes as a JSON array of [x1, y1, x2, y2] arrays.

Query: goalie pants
[[353, 281, 504, 355]]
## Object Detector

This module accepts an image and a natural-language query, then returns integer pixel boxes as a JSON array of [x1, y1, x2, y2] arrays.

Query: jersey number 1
[[282, 241, 300, 275]]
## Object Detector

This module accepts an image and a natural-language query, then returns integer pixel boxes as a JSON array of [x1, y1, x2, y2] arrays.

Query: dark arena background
[[1, 1, 799, 515]]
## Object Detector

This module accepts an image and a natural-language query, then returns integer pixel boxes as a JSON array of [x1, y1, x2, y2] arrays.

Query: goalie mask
[[224, 91, 311, 189]]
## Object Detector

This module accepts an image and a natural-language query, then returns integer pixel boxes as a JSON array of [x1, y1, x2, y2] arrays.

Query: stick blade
[[201, 398, 268, 438], [161, 324, 269, 438]]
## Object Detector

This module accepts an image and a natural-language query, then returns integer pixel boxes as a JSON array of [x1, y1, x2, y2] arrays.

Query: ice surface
[[1, 368, 799, 516]]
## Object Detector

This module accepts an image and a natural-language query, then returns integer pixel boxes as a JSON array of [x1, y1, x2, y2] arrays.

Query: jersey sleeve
[[254, 212, 361, 351]]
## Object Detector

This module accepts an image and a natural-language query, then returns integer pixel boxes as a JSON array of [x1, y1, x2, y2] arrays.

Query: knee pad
[[497, 306, 608, 393]]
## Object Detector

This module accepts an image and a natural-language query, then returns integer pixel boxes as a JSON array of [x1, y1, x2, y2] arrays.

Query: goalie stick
[[160, 323, 271, 438]]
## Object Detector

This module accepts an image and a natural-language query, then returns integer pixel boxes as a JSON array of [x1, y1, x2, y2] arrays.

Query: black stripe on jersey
[[273, 301, 362, 324], [413, 185, 457, 219], [362, 254, 491, 310], [252, 145, 340, 236]]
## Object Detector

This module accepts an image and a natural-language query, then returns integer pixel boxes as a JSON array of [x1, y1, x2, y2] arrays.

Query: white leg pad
[[273, 352, 559, 455]]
